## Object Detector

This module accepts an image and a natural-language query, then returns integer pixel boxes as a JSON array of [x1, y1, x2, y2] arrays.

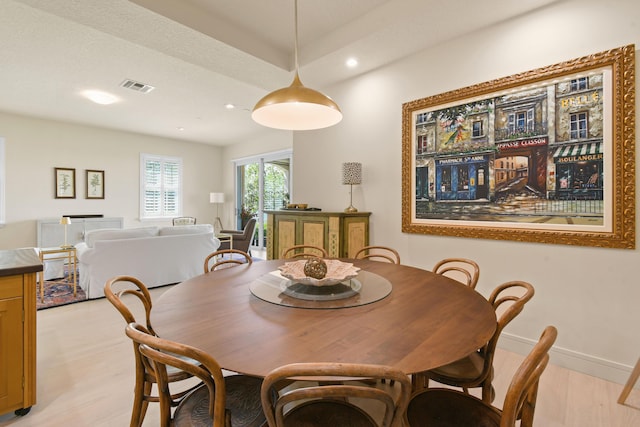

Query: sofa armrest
[[75, 242, 92, 262]]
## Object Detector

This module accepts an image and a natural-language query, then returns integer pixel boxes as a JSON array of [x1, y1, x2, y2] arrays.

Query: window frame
[[570, 111, 589, 139], [139, 153, 183, 220], [571, 77, 589, 91]]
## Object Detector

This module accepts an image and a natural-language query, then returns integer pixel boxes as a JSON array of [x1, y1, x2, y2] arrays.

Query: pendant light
[[252, 0, 342, 130]]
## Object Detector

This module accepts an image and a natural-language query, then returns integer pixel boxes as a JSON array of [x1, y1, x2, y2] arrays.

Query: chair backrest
[[354, 246, 400, 264], [104, 275, 154, 334], [261, 362, 411, 427], [240, 218, 257, 239], [126, 322, 228, 427], [432, 257, 480, 289], [173, 216, 196, 226], [281, 244, 328, 259], [500, 325, 557, 427], [219, 218, 257, 253], [480, 281, 535, 382], [204, 249, 253, 273]]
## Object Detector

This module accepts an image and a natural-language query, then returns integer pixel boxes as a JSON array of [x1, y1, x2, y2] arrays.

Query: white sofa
[[76, 224, 220, 299]]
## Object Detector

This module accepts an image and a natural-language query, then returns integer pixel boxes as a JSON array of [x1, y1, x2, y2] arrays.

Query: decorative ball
[[304, 257, 328, 279]]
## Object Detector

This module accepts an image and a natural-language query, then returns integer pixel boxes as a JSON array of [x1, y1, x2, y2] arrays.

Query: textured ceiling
[[0, 0, 560, 145]]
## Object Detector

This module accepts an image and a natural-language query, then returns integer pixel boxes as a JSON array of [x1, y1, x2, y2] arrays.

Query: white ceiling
[[0, 0, 559, 146]]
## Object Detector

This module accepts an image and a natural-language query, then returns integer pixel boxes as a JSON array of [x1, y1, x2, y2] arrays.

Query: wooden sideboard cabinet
[[0, 249, 41, 417], [266, 210, 370, 259]]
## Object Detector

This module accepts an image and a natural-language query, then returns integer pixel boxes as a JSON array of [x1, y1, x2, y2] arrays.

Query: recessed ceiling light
[[82, 90, 119, 105], [225, 103, 236, 110], [177, 127, 185, 131], [346, 58, 358, 68]]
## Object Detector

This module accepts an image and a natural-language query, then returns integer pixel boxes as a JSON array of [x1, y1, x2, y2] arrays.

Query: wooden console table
[[265, 210, 370, 259]]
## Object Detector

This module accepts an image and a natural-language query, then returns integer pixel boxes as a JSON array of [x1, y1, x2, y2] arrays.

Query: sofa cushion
[[158, 224, 213, 236], [85, 227, 159, 248]]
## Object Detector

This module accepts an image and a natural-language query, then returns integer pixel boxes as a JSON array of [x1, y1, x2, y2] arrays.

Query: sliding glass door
[[234, 150, 292, 251]]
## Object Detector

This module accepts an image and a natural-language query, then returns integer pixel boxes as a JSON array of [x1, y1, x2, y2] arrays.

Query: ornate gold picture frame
[[402, 45, 635, 249]]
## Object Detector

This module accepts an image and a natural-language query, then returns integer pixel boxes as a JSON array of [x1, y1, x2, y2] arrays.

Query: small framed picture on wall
[[55, 167, 76, 199], [86, 169, 105, 199]]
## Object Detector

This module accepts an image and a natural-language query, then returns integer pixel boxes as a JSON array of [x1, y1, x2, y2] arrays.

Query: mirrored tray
[[280, 279, 362, 301]]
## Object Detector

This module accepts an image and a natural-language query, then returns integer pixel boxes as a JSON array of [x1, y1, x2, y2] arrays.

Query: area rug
[[37, 269, 87, 311]]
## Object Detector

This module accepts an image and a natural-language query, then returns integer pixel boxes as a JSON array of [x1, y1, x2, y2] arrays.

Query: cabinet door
[[298, 216, 328, 251], [274, 218, 297, 259], [0, 277, 24, 413], [342, 216, 369, 258]]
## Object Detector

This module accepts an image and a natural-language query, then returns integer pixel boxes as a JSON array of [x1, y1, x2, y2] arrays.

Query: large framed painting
[[402, 45, 635, 249]]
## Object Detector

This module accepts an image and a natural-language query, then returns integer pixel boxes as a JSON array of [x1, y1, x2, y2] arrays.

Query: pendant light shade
[[252, 0, 342, 130]]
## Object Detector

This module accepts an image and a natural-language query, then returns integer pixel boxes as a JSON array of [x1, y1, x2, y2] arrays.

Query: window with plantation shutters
[[140, 153, 182, 219]]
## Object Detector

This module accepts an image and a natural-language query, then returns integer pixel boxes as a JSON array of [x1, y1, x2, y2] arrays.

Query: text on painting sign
[[560, 92, 599, 108], [497, 137, 548, 151], [437, 155, 487, 165], [557, 153, 604, 163]]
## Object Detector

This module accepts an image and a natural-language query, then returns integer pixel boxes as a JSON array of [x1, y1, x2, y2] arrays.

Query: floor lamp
[[342, 162, 362, 213], [210, 192, 224, 233]]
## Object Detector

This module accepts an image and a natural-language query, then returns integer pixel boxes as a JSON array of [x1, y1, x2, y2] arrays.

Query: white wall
[[292, 0, 640, 383], [0, 111, 223, 249]]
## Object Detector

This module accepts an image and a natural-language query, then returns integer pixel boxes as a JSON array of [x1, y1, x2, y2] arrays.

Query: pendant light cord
[[294, 0, 299, 73]]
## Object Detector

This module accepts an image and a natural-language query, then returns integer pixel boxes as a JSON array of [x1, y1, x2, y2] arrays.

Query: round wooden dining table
[[151, 259, 496, 378]]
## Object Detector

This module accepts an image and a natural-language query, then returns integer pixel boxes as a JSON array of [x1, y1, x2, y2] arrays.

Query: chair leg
[[618, 357, 640, 404], [130, 379, 145, 427], [481, 368, 495, 403]]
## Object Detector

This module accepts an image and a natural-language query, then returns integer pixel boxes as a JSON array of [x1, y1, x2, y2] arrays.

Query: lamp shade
[[60, 216, 72, 225], [342, 162, 362, 185], [210, 192, 224, 204], [252, 74, 342, 131]]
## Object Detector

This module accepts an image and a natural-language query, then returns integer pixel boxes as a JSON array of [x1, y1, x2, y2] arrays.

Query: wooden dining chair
[[412, 280, 535, 403], [261, 362, 411, 427], [354, 246, 401, 264], [204, 249, 253, 273], [126, 322, 265, 427], [104, 276, 198, 427], [407, 326, 557, 427], [281, 244, 328, 259], [432, 257, 480, 289]]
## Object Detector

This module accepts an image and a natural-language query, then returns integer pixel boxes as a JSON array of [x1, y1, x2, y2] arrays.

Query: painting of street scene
[[411, 73, 605, 228]]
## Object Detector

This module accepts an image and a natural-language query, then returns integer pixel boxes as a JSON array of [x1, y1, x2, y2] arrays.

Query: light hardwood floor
[[1, 284, 639, 426]]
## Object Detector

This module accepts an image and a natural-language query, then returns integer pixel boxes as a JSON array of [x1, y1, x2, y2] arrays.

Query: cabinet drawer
[[0, 276, 23, 299]]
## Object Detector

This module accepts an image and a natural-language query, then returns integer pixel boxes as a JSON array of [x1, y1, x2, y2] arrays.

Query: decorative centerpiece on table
[[277, 257, 362, 301], [278, 257, 360, 287]]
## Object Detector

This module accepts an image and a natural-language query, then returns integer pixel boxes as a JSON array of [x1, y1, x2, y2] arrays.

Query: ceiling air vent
[[120, 79, 155, 94]]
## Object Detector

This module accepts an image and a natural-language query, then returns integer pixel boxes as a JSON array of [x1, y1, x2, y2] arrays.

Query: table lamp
[[60, 216, 73, 248], [342, 162, 362, 213], [210, 192, 225, 233]]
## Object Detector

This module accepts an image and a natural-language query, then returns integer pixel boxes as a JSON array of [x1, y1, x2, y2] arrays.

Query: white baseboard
[[500, 332, 635, 386]]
